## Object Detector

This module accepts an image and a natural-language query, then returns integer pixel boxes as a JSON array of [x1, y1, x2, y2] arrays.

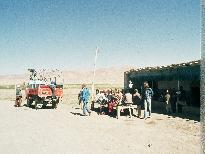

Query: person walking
[[142, 81, 153, 119], [81, 84, 91, 116]]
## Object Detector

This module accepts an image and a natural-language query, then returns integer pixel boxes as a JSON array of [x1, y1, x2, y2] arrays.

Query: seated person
[[108, 95, 118, 115], [119, 89, 133, 115], [106, 90, 113, 103], [123, 89, 133, 105], [115, 89, 123, 105], [95, 90, 107, 104], [96, 90, 107, 114]]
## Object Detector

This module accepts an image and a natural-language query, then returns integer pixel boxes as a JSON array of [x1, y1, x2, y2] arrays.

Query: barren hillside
[[0, 66, 133, 85]]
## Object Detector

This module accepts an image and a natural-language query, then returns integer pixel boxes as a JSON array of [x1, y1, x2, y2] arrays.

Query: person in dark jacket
[[171, 88, 177, 113], [176, 86, 187, 113], [132, 89, 142, 118]]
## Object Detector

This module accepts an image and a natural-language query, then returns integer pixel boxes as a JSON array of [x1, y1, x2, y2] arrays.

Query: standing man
[[171, 88, 177, 113], [15, 85, 22, 107], [142, 81, 154, 119], [176, 86, 186, 113], [81, 84, 91, 116], [164, 90, 171, 114]]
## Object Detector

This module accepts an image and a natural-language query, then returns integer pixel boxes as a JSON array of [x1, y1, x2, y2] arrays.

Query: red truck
[[25, 80, 63, 109]]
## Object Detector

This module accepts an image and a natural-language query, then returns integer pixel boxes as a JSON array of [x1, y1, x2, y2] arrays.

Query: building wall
[[158, 80, 192, 91], [124, 64, 200, 107], [158, 80, 200, 107]]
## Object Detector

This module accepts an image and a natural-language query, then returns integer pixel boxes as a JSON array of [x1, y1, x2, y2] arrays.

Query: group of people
[[78, 81, 154, 119], [163, 86, 187, 114], [78, 81, 187, 118], [93, 81, 154, 119]]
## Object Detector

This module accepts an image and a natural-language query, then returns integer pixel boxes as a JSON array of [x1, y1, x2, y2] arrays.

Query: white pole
[[14, 84, 16, 102], [91, 47, 99, 102]]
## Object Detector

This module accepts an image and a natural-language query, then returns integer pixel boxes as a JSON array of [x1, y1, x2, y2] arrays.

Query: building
[[124, 60, 200, 107]]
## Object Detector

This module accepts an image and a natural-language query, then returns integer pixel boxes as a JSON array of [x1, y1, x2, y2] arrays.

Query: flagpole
[[91, 47, 99, 102]]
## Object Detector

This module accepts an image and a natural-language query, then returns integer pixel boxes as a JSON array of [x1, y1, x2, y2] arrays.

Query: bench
[[114, 104, 138, 119], [91, 100, 107, 111], [92, 100, 139, 119]]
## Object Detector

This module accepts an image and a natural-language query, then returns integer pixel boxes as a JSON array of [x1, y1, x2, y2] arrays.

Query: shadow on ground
[[70, 112, 85, 116], [90, 104, 199, 122], [23, 104, 56, 110], [91, 105, 139, 119], [152, 109, 199, 122]]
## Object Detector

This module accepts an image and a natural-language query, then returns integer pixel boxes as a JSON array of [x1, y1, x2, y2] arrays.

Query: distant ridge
[[0, 66, 134, 85]]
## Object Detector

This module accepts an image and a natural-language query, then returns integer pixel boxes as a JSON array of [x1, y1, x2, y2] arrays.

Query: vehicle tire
[[52, 101, 57, 109], [27, 99, 32, 108], [42, 104, 46, 109], [55, 98, 60, 109], [42, 101, 47, 109], [35, 98, 39, 110]]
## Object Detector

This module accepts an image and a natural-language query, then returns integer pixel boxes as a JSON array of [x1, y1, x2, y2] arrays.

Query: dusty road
[[0, 100, 200, 154]]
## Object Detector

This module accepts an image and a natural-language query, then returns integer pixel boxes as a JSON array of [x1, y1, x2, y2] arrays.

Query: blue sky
[[0, 0, 200, 74]]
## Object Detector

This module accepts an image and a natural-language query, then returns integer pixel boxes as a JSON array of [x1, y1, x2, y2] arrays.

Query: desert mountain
[[0, 66, 133, 85]]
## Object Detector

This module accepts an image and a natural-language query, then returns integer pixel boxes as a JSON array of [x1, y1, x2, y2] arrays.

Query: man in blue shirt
[[81, 84, 91, 116], [142, 81, 154, 119]]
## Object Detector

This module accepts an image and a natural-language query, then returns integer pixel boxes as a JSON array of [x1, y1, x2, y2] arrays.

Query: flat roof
[[125, 60, 200, 81], [125, 60, 200, 74]]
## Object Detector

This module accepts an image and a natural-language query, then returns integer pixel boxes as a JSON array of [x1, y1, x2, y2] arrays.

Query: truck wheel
[[54, 98, 60, 109], [42, 104, 46, 109], [27, 99, 32, 108], [35, 98, 39, 110], [52, 101, 57, 109]]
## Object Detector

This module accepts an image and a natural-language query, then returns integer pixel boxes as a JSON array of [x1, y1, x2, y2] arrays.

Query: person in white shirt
[[124, 89, 133, 104], [128, 80, 133, 89]]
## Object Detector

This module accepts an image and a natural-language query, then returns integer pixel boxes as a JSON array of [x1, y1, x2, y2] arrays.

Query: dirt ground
[[0, 98, 200, 154]]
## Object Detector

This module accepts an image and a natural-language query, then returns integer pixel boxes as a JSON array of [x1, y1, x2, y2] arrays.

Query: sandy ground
[[0, 99, 200, 154]]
